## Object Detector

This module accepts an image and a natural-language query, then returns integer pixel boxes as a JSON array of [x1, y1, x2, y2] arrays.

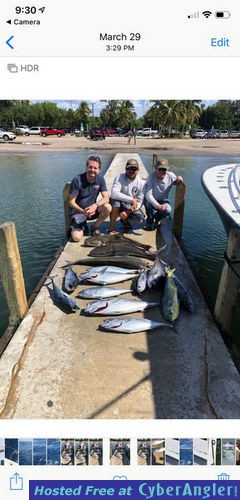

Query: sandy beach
[[0, 135, 240, 155]]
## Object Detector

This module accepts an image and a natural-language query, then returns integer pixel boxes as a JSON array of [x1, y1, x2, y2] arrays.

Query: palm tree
[[74, 101, 91, 130]]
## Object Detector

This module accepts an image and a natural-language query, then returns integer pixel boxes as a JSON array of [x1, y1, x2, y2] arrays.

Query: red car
[[103, 128, 117, 136], [40, 127, 65, 137]]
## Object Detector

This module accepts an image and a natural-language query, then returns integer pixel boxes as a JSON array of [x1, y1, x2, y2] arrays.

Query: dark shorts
[[111, 200, 144, 223], [70, 212, 99, 231]]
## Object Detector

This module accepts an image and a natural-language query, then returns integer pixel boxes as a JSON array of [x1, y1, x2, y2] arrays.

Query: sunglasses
[[126, 167, 138, 171]]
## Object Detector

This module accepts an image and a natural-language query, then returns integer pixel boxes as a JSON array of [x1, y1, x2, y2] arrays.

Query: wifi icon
[[202, 10, 212, 18]]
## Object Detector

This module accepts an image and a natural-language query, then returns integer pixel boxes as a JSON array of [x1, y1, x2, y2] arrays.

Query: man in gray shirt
[[109, 158, 145, 234], [144, 158, 183, 230]]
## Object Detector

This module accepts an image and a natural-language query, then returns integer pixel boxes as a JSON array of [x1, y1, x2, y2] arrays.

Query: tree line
[[1, 100, 240, 136]]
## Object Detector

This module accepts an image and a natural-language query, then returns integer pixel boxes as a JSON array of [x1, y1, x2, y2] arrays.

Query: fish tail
[[164, 266, 175, 277]]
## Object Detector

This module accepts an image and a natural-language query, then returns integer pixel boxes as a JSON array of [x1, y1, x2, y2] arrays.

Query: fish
[[79, 265, 139, 279], [84, 233, 152, 250], [147, 259, 165, 288], [64, 267, 79, 292], [48, 276, 80, 312], [61, 256, 145, 270], [77, 287, 131, 299], [89, 244, 156, 261], [84, 298, 159, 315], [131, 267, 149, 294], [100, 317, 174, 333], [81, 271, 138, 285], [162, 267, 179, 321], [172, 274, 195, 313]]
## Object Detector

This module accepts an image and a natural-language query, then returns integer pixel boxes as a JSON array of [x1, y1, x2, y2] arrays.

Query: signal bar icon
[[188, 11, 199, 19]]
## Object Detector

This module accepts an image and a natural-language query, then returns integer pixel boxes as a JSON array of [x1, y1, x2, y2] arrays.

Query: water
[[179, 438, 193, 465], [19, 439, 33, 465], [33, 438, 47, 465], [0, 151, 239, 345], [46, 438, 60, 465]]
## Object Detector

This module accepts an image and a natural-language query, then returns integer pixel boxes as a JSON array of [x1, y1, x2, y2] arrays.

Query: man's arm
[[111, 176, 134, 204], [85, 190, 109, 217], [69, 194, 85, 214]]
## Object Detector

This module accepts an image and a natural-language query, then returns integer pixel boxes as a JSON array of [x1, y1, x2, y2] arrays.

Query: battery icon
[[215, 11, 231, 18]]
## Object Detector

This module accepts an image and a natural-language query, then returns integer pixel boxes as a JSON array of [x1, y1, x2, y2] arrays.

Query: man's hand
[[131, 198, 138, 210], [85, 204, 97, 217]]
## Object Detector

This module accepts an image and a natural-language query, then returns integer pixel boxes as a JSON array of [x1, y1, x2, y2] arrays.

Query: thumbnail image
[[75, 439, 88, 465], [89, 440, 103, 466], [0, 99, 240, 420], [0, 438, 4, 465], [33, 439, 47, 465], [193, 438, 208, 465], [110, 439, 130, 465], [47, 439, 60, 465], [222, 439, 235, 466], [208, 438, 221, 465], [4, 439, 18, 465], [236, 439, 240, 465], [137, 439, 151, 465], [151, 439, 165, 465], [61, 439, 74, 465], [165, 438, 179, 465], [179, 439, 193, 465], [19, 439, 33, 465]]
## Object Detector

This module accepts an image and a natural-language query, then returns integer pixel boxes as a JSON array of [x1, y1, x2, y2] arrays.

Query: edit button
[[211, 37, 230, 47]]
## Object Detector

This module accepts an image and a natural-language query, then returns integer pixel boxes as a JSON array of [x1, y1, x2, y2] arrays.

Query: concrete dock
[[1, 152, 240, 419]]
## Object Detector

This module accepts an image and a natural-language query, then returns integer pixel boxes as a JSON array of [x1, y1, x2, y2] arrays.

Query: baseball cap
[[126, 159, 139, 170], [155, 158, 169, 170]]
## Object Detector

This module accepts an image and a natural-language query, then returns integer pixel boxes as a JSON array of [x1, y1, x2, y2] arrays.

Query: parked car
[[139, 128, 158, 137], [228, 130, 240, 139], [40, 127, 65, 137], [15, 125, 30, 135], [218, 130, 229, 139], [205, 129, 220, 139], [29, 126, 46, 135], [102, 127, 117, 136], [0, 129, 16, 141], [190, 129, 207, 139], [88, 127, 105, 140]]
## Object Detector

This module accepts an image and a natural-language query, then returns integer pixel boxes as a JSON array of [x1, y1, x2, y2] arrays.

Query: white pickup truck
[[139, 128, 158, 137]]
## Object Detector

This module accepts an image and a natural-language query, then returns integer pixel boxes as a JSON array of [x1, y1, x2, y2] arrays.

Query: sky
[[30, 100, 215, 118]]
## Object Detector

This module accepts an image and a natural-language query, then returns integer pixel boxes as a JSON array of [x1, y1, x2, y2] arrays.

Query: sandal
[[108, 230, 119, 235]]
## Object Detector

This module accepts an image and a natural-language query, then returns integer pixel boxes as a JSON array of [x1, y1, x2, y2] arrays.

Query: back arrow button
[[6, 36, 14, 49]]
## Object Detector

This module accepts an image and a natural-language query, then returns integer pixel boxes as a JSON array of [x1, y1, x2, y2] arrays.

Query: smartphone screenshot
[[0, 1, 240, 498]]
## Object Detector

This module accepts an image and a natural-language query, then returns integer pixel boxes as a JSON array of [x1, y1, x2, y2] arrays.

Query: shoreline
[[0, 136, 240, 156]]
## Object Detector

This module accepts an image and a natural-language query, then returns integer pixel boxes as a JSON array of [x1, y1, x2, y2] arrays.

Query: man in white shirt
[[144, 158, 183, 231], [109, 158, 145, 234]]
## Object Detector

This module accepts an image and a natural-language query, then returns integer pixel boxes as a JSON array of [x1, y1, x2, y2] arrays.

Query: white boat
[[202, 163, 240, 233]]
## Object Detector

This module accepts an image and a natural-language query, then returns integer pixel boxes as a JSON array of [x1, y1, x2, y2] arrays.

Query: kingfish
[[84, 233, 152, 250], [62, 256, 145, 270], [48, 276, 80, 312], [81, 271, 138, 285], [77, 287, 131, 299], [100, 317, 174, 333], [89, 244, 156, 261], [162, 267, 179, 321], [80, 265, 139, 279], [84, 298, 159, 315], [64, 267, 79, 292]]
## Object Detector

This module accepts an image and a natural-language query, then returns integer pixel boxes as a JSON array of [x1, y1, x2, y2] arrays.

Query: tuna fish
[[81, 271, 138, 285], [48, 276, 80, 312], [162, 267, 179, 321], [131, 267, 149, 294], [100, 317, 174, 333], [64, 267, 79, 292], [147, 245, 167, 288], [79, 265, 139, 280], [84, 298, 159, 315], [77, 287, 131, 299]]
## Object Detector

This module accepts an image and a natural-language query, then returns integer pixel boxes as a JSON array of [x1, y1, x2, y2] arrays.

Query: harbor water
[[0, 152, 239, 345]]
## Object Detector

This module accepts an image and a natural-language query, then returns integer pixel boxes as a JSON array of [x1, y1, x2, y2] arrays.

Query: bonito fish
[[100, 317, 174, 333], [77, 287, 131, 299], [81, 271, 138, 285], [48, 276, 80, 312], [162, 267, 179, 321], [131, 267, 149, 294], [80, 265, 139, 280], [64, 267, 79, 292], [84, 297, 159, 315]]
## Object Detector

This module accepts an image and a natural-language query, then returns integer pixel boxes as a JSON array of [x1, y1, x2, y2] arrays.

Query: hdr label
[[20, 64, 39, 71]]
